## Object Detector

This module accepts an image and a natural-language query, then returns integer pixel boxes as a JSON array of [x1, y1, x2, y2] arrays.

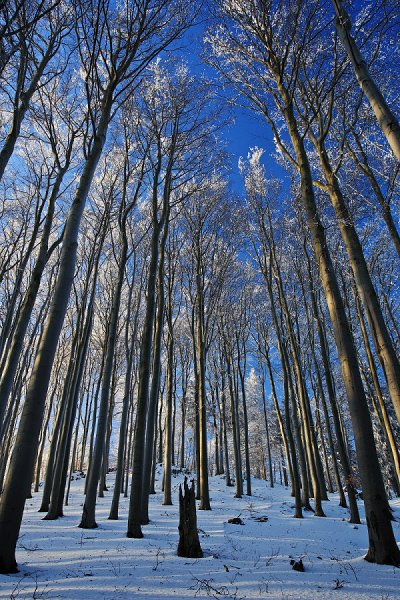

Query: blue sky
[[177, 19, 277, 194]]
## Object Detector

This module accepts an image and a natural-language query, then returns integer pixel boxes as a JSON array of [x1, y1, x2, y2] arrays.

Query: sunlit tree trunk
[[280, 83, 399, 563], [315, 140, 400, 427], [332, 0, 400, 161], [352, 283, 400, 490], [303, 242, 360, 522]]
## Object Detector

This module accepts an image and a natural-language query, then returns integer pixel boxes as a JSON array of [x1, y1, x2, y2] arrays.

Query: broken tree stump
[[177, 477, 203, 558], [290, 558, 305, 572]]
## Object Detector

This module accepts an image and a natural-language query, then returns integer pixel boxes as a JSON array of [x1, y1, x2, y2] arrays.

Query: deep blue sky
[[177, 20, 278, 194]]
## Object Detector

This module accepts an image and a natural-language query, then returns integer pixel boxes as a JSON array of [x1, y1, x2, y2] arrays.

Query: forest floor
[[0, 468, 399, 599]]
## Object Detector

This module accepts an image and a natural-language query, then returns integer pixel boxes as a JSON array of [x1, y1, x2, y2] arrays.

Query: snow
[[1, 470, 399, 599]]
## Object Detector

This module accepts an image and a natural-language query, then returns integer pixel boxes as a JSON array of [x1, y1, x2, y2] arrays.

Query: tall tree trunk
[[303, 242, 360, 522], [261, 371, 274, 488], [141, 224, 168, 524], [109, 279, 137, 520], [332, 0, 400, 161], [80, 227, 128, 528], [220, 370, 232, 487], [0, 81, 115, 571], [163, 326, 174, 506], [179, 393, 186, 471], [316, 141, 400, 427], [237, 340, 251, 496], [196, 259, 211, 510], [127, 221, 163, 538], [279, 85, 399, 564], [226, 350, 242, 499]]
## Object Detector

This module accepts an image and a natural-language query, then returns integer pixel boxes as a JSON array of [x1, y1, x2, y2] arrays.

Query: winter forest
[[0, 0, 400, 598]]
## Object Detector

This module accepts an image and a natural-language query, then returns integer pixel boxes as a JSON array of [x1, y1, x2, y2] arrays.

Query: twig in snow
[[152, 547, 165, 571], [190, 575, 243, 599]]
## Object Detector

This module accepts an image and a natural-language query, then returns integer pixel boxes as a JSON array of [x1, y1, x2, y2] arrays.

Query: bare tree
[[331, 0, 400, 161], [207, 0, 400, 564], [0, 0, 194, 573]]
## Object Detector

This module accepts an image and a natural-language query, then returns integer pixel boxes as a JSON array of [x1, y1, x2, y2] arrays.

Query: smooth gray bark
[[332, 0, 400, 161], [0, 82, 114, 572]]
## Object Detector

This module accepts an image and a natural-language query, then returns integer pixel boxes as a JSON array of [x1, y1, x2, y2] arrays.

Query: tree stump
[[177, 477, 203, 558]]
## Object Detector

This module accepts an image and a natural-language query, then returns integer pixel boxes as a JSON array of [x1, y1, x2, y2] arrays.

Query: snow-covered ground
[[1, 469, 399, 599]]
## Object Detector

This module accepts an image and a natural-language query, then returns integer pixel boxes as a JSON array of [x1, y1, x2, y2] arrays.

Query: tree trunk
[[141, 224, 168, 523], [261, 371, 274, 488], [303, 242, 360, 521], [280, 87, 400, 564], [177, 478, 203, 558], [237, 345, 251, 496], [195, 247, 211, 510], [127, 221, 162, 538], [316, 141, 400, 428], [220, 371, 232, 487], [109, 280, 136, 520], [163, 328, 174, 506], [80, 233, 127, 528], [227, 353, 242, 499], [332, 0, 400, 161]]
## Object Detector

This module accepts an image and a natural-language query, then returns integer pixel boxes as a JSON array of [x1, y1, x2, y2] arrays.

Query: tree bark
[[177, 478, 203, 558], [280, 85, 399, 564], [0, 83, 114, 572], [303, 242, 360, 522], [196, 246, 211, 510], [332, 0, 400, 161], [127, 221, 163, 538], [316, 142, 400, 428]]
